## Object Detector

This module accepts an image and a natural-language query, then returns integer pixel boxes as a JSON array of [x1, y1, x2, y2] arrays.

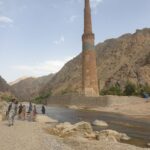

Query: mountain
[[0, 76, 10, 92], [11, 74, 54, 100], [11, 28, 150, 99], [9, 76, 30, 86], [42, 28, 150, 95]]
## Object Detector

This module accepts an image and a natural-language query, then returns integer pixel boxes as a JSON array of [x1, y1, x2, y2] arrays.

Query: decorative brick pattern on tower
[[82, 0, 99, 97]]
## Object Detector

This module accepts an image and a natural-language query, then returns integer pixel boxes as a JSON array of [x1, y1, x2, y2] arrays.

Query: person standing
[[18, 103, 23, 119], [27, 102, 32, 121], [32, 105, 37, 121], [21, 105, 26, 120], [41, 105, 46, 114], [28, 102, 32, 113], [7, 99, 18, 126]]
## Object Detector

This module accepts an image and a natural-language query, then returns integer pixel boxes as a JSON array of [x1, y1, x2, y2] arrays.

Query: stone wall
[[47, 95, 142, 107]]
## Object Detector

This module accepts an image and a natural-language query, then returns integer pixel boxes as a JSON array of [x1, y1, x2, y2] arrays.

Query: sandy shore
[[94, 101, 150, 120], [0, 120, 72, 150], [0, 119, 149, 150], [68, 99, 150, 120]]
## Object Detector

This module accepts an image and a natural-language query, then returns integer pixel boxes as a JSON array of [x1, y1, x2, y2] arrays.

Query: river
[[37, 105, 150, 148]]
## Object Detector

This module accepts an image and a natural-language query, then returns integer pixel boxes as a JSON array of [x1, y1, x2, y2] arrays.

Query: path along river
[[36, 105, 150, 148]]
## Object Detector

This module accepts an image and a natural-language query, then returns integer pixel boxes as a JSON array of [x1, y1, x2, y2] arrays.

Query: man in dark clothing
[[41, 105, 46, 114], [28, 102, 32, 113], [18, 103, 23, 119]]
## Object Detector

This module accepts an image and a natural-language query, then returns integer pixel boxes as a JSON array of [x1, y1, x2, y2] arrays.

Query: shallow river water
[[37, 105, 150, 148]]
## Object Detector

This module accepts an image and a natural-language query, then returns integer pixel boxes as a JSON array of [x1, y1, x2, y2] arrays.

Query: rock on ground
[[47, 121, 93, 138], [73, 121, 93, 133], [97, 129, 130, 142], [92, 120, 108, 127], [35, 114, 58, 123]]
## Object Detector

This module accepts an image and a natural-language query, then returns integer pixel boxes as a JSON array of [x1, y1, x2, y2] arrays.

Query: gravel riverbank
[[0, 120, 149, 150]]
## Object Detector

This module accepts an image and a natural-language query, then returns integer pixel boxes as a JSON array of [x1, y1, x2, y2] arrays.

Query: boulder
[[120, 133, 131, 141], [147, 143, 150, 147], [73, 121, 93, 133], [61, 121, 93, 134], [47, 121, 93, 138], [68, 105, 78, 110], [84, 132, 96, 139], [96, 134, 118, 143], [35, 114, 58, 123], [56, 122, 72, 129], [97, 130, 130, 142], [92, 120, 108, 127]]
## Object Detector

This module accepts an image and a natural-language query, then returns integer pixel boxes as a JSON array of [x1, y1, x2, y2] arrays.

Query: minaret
[[82, 0, 99, 97]]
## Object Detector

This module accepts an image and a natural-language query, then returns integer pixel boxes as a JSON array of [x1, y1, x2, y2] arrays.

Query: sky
[[0, 0, 150, 82]]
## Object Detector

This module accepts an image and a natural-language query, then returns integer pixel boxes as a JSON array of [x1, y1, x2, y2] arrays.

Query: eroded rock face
[[138, 66, 150, 85]]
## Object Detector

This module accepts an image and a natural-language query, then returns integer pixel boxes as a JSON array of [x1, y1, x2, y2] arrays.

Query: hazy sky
[[0, 0, 150, 82]]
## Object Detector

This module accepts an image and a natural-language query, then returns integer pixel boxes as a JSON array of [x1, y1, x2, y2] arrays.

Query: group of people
[[6, 99, 46, 127], [18, 101, 37, 121]]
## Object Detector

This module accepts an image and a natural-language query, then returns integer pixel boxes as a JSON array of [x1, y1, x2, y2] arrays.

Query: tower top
[[84, 0, 93, 34]]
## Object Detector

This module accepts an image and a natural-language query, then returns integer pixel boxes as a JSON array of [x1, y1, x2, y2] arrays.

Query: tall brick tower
[[82, 0, 99, 97]]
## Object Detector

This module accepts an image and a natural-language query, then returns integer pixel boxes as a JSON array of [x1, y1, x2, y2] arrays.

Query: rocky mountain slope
[[0, 76, 14, 102], [0, 76, 10, 92], [11, 28, 150, 98], [11, 74, 54, 100], [42, 28, 150, 96], [9, 76, 30, 86]]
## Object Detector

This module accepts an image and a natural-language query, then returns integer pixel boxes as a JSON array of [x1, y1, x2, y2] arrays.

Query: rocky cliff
[[43, 28, 150, 95], [11, 28, 150, 98], [0, 76, 10, 92]]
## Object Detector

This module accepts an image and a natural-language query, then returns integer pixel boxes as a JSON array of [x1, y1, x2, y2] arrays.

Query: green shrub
[[33, 91, 51, 104], [123, 82, 136, 96], [127, 84, 150, 96], [101, 81, 150, 97], [1, 94, 14, 102], [143, 84, 150, 94], [101, 84, 122, 96]]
